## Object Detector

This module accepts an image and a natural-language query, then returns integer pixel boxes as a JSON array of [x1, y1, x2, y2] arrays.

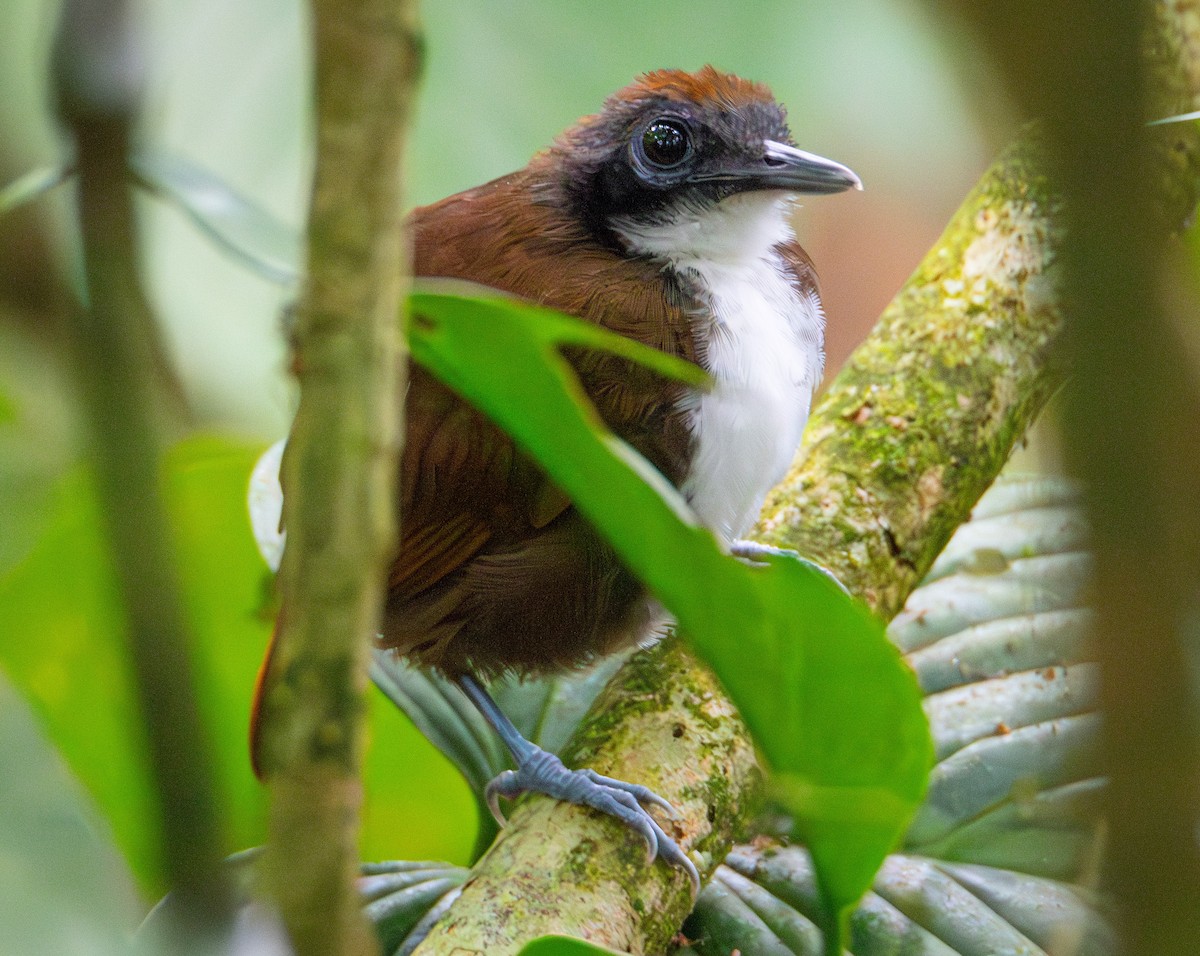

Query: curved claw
[[576, 784, 660, 863], [484, 770, 519, 827], [644, 816, 701, 897]]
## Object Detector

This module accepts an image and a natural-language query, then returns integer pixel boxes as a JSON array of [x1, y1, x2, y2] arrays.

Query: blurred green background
[[0, 0, 1010, 912]]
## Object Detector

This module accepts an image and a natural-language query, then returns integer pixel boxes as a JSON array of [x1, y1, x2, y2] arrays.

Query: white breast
[[611, 193, 825, 543]]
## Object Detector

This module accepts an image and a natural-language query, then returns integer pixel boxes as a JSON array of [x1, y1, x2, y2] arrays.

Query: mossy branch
[[413, 8, 1200, 955], [414, 641, 758, 956], [256, 2, 422, 955]]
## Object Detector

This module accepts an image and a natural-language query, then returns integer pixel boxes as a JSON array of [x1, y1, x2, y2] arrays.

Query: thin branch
[[256, 1, 422, 955], [411, 5, 1200, 954], [1059, 12, 1200, 953], [51, 0, 229, 941]]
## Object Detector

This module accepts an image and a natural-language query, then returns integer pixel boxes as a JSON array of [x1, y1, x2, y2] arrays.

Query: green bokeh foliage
[[0, 433, 476, 896]]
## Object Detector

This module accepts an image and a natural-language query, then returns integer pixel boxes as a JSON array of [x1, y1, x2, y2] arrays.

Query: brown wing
[[254, 170, 703, 767], [390, 361, 567, 599], [381, 166, 701, 668]]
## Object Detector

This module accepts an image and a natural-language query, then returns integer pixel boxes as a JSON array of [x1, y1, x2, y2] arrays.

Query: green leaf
[[896, 476, 1103, 882], [688, 847, 1114, 956], [515, 936, 630, 956], [359, 861, 469, 956], [0, 466, 162, 887], [408, 290, 932, 943], [141, 854, 469, 956], [0, 438, 279, 891]]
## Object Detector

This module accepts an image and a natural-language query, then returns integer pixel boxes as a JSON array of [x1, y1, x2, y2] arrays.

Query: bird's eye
[[640, 119, 692, 169]]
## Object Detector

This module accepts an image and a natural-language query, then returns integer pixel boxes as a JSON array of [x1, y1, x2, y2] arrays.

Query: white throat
[[611, 193, 826, 543], [610, 191, 797, 265]]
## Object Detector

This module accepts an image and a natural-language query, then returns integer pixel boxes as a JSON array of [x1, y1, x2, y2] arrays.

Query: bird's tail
[[249, 615, 282, 780]]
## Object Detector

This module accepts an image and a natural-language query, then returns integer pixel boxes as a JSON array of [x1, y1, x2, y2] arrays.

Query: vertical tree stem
[[51, 0, 230, 940], [931, 2, 1200, 951], [257, 1, 422, 954], [1044, 4, 1200, 952]]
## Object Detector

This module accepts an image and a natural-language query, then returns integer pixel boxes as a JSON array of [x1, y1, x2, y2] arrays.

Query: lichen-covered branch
[[257, 2, 422, 955], [413, 7, 1200, 955]]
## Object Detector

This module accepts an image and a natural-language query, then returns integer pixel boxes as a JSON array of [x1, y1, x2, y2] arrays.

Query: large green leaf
[[0, 466, 162, 887], [139, 853, 469, 956], [0, 438, 280, 892], [897, 478, 1102, 882], [360, 861, 469, 956], [688, 848, 1112, 956], [407, 289, 933, 941]]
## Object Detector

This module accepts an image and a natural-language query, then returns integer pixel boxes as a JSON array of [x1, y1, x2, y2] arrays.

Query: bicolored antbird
[[253, 66, 860, 891]]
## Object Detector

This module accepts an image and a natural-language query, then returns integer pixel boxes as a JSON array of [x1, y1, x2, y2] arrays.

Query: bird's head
[[547, 66, 861, 262]]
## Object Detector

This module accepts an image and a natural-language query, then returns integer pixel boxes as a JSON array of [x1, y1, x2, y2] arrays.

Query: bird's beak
[[762, 141, 862, 193], [698, 140, 862, 195]]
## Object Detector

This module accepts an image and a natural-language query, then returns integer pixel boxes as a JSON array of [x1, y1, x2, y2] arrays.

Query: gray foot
[[485, 746, 700, 894]]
